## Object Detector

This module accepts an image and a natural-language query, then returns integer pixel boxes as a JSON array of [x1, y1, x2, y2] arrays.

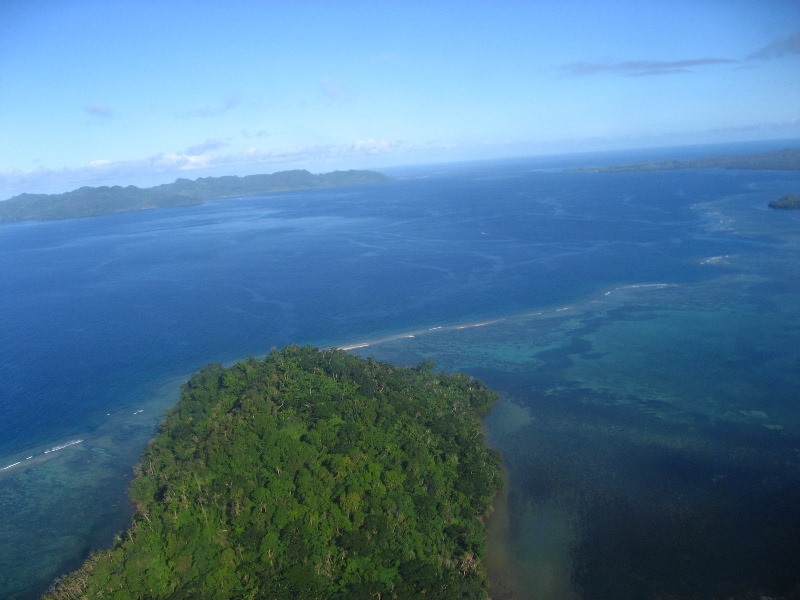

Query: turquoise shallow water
[[359, 273, 800, 598], [357, 183, 800, 598], [1, 142, 799, 598]]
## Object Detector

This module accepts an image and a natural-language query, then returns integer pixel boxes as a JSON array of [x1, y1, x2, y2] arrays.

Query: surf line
[[603, 282, 677, 296], [0, 440, 85, 473], [43, 440, 83, 454], [338, 282, 680, 353], [337, 317, 508, 352]]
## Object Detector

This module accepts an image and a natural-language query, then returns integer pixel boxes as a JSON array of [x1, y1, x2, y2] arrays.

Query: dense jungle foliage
[[44, 346, 502, 599]]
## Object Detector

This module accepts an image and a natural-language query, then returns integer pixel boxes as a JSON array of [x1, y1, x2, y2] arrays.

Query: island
[[0, 169, 391, 222], [43, 346, 503, 599], [580, 147, 800, 173], [768, 193, 800, 210]]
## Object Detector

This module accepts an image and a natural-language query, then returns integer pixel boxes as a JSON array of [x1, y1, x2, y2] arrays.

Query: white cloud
[[4, 123, 799, 200], [0, 139, 410, 197], [350, 138, 400, 154]]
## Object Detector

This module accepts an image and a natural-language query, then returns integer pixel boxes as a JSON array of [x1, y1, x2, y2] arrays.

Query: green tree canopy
[[44, 346, 502, 599]]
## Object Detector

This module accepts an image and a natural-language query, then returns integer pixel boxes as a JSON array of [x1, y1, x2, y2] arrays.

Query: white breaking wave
[[43, 440, 83, 454]]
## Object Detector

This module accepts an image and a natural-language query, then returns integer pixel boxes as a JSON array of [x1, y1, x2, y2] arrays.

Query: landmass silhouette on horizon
[[0, 169, 391, 222]]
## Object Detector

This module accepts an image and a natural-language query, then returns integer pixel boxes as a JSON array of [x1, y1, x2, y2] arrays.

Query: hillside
[[0, 170, 391, 222], [43, 346, 502, 600]]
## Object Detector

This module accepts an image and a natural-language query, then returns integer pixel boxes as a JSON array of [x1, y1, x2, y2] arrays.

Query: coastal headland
[[0, 169, 391, 222], [768, 193, 800, 209]]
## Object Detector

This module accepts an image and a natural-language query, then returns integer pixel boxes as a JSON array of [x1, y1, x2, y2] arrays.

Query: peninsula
[[768, 193, 800, 210], [580, 147, 800, 173], [0, 169, 391, 222], [44, 346, 503, 600]]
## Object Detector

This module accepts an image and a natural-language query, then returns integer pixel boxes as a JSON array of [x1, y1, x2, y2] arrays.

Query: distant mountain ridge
[[576, 148, 800, 211], [579, 147, 800, 173], [0, 169, 391, 222]]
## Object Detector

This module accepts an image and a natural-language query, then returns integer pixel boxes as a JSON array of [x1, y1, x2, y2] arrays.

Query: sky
[[1, 0, 799, 196]]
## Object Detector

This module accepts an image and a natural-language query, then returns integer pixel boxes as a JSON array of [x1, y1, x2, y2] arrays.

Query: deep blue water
[[1, 141, 799, 599]]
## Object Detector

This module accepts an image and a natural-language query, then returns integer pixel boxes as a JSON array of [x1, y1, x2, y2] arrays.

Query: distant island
[[580, 147, 800, 173], [0, 169, 391, 222], [44, 346, 503, 599], [768, 193, 800, 210]]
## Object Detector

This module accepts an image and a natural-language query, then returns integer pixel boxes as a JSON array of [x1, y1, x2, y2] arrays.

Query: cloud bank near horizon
[[0, 138, 423, 198], [2, 3, 798, 201], [4, 120, 800, 200], [4, 25, 799, 200]]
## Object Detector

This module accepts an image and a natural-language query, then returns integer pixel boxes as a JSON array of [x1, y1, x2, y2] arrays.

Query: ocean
[[1, 141, 799, 599]]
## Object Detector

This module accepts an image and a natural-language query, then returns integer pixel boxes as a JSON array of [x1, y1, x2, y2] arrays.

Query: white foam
[[43, 440, 83, 454]]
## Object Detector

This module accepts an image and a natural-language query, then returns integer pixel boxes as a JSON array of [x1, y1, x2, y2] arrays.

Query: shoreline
[[0, 278, 685, 600]]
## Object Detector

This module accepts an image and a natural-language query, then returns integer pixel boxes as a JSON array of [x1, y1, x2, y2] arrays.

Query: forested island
[[0, 169, 391, 222], [581, 147, 800, 172], [44, 346, 502, 599], [768, 193, 800, 210]]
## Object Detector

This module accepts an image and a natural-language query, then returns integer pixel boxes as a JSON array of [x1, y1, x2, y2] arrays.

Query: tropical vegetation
[[43, 346, 502, 599]]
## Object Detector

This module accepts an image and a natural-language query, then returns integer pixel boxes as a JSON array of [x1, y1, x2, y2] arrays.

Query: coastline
[[3, 278, 703, 599], [41, 347, 502, 599], [483, 467, 523, 600], [1, 278, 683, 478], [0, 373, 189, 599]]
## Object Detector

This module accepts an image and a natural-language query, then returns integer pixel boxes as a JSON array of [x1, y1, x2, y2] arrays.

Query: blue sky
[[1, 0, 799, 196]]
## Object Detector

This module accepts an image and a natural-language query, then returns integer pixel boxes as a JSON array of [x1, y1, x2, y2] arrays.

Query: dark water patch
[[519, 383, 800, 598], [512, 387, 800, 598], [575, 472, 800, 599]]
